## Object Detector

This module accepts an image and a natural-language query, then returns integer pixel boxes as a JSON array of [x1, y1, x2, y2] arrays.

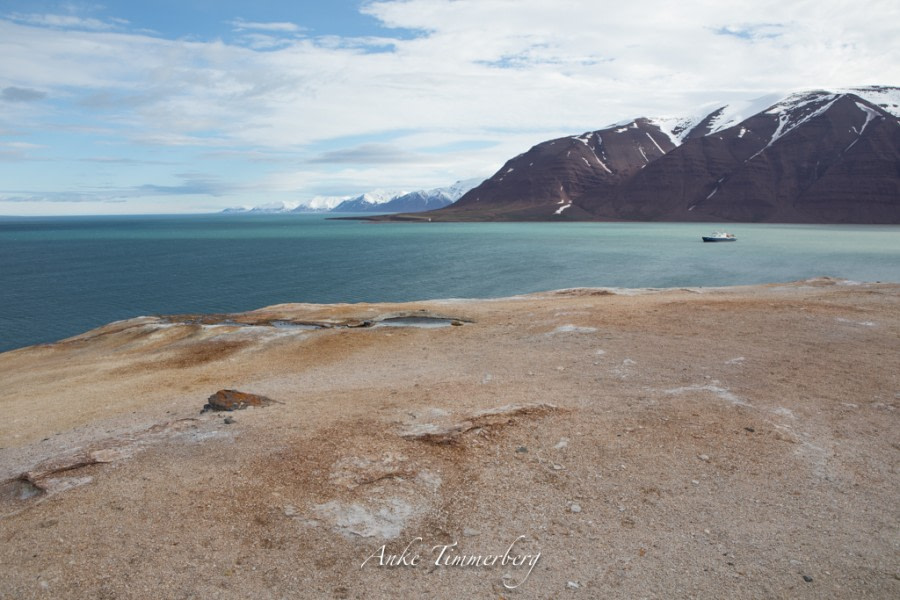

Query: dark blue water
[[1, 213, 899, 352]]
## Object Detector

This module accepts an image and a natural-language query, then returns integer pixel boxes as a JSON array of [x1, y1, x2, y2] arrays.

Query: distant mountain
[[375, 190, 451, 212], [220, 201, 304, 214], [329, 179, 480, 213], [328, 190, 406, 213], [221, 179, 481, 215], [401, 86, 900, 224]]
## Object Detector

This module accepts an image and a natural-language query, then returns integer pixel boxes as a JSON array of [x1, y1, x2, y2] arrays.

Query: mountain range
[[389, 86, 900, 223], [222, 179, 480, 215]]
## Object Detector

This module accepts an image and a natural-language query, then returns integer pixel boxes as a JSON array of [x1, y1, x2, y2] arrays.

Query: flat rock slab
[[203, 389, 275, 412]]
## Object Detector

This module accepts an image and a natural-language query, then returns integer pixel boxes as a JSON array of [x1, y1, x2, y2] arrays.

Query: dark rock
[[203, 389, 275, 412], [224, 417, 236, 425], [0, 477, 44, 502], [803, 575, 813, 583]]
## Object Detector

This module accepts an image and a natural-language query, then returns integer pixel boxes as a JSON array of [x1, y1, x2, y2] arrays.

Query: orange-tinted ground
[[1, 278, 898, 599]]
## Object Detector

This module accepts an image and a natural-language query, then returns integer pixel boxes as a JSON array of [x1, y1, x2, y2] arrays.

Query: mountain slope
[[443, 119, 678, 220]]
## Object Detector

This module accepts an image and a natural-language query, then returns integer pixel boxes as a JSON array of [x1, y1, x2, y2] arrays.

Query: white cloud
[[8, 12, 125, 31], [229, 18, 304, 33]]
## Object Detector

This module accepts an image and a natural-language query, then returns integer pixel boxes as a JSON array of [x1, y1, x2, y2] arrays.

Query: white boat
[[702, 231, 737, 242]]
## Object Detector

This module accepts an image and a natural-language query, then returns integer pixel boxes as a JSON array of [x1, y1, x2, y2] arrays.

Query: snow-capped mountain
[[330, 179, 481, 213], [328, 190, 408, 213], [221, 201, 303, 214], [221, 190, 406, 214], [420, 86, 900, 223], [222, 179, 481, 215]]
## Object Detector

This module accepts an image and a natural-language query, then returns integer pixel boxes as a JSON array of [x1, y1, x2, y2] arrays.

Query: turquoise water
[[1, 213, 899, 352]]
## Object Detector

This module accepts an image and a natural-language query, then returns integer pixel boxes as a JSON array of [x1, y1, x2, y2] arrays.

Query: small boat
[[702, 231, 737, 242]]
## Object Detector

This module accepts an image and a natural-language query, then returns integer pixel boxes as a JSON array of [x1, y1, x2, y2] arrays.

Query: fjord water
[[1, 213, 899, 353]]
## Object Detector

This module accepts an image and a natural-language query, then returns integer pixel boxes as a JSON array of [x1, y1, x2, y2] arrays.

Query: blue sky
[[1, 0, 898, 215], [1, 1, 400, 39]]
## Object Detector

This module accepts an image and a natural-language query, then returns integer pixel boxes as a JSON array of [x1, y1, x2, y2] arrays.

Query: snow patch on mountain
[[763, 91, 838, 119], [845, 101, 884, 152], [647, 116, 701, 145], [854, 102, 881, 135], [647, 94, 784, 145], [613, 88, 893, 148], [747, 92, 842, 160], [645, 131, 665, 154], [841, 86, 900, 118], [702, 93, 786, 134]]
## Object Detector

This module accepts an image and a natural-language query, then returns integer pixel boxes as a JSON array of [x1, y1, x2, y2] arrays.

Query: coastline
[[1, 278, 898, 598]]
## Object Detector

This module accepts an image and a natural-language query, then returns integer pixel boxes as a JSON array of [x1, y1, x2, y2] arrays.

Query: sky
[[1, 0, 898, 215]]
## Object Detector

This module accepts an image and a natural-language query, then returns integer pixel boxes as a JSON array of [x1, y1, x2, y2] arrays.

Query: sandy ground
[[0, 278, 898, 599]]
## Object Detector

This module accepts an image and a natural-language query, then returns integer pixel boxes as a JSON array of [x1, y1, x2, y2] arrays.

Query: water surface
[[1, 213, 898, 352]]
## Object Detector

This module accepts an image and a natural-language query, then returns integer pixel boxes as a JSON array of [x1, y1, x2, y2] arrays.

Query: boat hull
[[702, 237, 737, 242]]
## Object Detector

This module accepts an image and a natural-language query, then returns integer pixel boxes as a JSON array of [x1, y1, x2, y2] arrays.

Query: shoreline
[[3, 276, 893, 355], [332, 211, 900, 224], [1, 278, 898, 598]]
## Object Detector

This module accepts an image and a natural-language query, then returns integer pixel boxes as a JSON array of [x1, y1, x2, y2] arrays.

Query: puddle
[[270, 320, 324, 330], [550, 325, 598, 334], [160, 314, 466, 331], [160, 316, 325, 330], [216, 320, 243, 327], [374, 317, 457, 328]]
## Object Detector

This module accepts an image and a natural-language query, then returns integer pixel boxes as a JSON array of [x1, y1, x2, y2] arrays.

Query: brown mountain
[[439, 118, 678, 220], [394, 87, 900, 223]]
